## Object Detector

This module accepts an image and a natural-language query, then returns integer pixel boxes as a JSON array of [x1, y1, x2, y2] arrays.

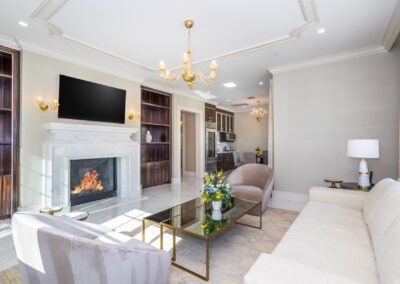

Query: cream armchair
[[12, 212, 170, 284], [227, 164, 274, 215]]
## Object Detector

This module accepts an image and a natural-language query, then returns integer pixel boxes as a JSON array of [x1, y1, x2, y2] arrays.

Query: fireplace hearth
[[70, 158, 117, 206]]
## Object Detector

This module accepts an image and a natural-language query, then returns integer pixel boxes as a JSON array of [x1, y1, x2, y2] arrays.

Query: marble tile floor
[[0, 176, 203, 272]]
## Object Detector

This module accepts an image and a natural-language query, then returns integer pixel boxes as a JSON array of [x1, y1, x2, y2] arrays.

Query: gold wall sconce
[[128, 111, 141, 120], [36, 97, 59, 111]]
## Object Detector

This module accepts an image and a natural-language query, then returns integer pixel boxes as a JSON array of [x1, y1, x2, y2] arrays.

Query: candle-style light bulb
[[210, 60, 217, 70], [159, 60, 166, 71], [183, 52, 189, 64]]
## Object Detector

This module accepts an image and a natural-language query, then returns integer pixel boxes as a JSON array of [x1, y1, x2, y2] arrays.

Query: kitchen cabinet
[[217, 152, 235, 171], [205, 103, 216, 123], [216, 109, 234, 133]]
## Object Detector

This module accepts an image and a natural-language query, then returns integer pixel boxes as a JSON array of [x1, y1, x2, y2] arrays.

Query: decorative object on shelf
[[201, 213, 227, 235], [128, 111, 141, 120], [36, 97, 59, 111], [324, 179, 343, 188], [158, 19, 217, 88], [347, 139, 379, 190], [251, 100, 268, 122], [201, 170, 234, 220], [145, 130, 153, 143]]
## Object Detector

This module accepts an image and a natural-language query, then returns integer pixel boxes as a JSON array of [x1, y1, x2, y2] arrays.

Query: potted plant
[[201, 171, 234, 215]]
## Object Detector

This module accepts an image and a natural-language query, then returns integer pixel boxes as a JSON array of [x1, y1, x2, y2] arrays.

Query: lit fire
[[72, 170, 104, 194]]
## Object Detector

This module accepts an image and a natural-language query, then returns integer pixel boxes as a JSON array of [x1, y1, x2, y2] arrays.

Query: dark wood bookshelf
[[141, 122, 170, 127], [0, 46, 19, 219], [140, 86, 172, 188]]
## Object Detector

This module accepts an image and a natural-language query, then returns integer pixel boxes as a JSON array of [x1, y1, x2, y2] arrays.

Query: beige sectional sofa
[[245, 178, 400, 284]]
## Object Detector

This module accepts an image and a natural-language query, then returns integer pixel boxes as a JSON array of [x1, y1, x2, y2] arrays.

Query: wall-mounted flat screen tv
[[58, 75, 126, 124]]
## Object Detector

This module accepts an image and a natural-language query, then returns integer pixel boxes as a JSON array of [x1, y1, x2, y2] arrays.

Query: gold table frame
[[143, 199, 262, 281]]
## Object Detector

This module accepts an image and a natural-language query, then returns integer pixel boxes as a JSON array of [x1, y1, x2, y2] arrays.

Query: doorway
[[181, 111, 197, 177]]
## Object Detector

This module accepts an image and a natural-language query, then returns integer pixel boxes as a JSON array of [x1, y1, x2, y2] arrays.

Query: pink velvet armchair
[[227, 164, 274, 215]]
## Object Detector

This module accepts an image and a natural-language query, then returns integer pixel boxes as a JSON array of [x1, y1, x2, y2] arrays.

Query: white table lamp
[[347, 139, 379, 189]]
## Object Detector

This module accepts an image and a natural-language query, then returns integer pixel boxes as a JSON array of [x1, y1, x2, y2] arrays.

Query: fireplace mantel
[[41, 122, 140, 210], [43, 122, 138, 142]]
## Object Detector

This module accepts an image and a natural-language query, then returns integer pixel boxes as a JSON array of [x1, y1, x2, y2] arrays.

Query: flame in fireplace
[[72, 170, 104, 194]]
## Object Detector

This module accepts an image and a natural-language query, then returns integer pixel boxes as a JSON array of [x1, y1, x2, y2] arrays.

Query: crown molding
[[268, 44, 387, 74], [31, 0, 319, 71], [18, 39, 144, 83], [140, 82, 206, 102], [13, 36, 205, 103], [0, 34, 21, 50], [381, 0, 400, 51]]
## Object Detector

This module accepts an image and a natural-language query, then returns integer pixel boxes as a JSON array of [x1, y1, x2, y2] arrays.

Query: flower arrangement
[[201, 170, 234, 207], [200, 213, 228, 235], [255, 146, 262, 158]]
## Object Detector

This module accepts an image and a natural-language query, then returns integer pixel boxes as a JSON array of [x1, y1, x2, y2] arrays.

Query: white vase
[[212, 200, 222, 211], [145, 131, 152, 143], [212, 209, 222, 221]]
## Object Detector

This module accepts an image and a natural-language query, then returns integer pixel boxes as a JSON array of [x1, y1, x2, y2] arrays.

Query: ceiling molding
[[267, 44, 387, 74], [18, 38, 145, 82], [0, 34, 21, 50], [31, 0, 319, 71], [381, 0, 400, 51], [16, 37, 205, 102]]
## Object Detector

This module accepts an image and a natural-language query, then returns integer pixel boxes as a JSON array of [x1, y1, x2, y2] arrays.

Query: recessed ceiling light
[[226, 99, 235, 102], [259, 82, 264, 85], [317, 28, 326, 34], [222, 82, 237, 88], [18, 21, 28, 27]]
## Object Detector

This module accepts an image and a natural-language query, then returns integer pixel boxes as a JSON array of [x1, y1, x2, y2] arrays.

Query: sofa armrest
[[309, 187, 368, 210], [244, 253, 359, 284]]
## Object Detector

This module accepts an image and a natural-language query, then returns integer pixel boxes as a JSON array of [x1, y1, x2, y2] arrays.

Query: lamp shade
[[347, 139, 379, 159]]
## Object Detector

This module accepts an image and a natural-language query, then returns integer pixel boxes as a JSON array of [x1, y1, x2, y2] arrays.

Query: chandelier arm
[[196, 71, 214, 85], [161, 70, 180, 85]]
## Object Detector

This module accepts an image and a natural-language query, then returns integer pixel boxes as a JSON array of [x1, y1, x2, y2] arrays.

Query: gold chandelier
[[251, 101, 268, 122], [158, 20, 217, 88]]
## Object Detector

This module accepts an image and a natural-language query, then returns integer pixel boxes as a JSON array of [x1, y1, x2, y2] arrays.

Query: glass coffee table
[[142, 197, 261, 281]]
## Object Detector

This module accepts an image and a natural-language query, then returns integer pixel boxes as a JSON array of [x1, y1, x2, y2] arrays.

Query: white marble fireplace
[[42, 123, 140, 210]]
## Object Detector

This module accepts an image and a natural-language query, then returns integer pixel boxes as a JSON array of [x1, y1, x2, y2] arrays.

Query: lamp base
[[358, 158, 371, 189]]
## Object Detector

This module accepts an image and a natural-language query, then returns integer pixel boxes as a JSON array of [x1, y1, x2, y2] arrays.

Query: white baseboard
[[183, 171, 196, 177], [269, 190, 308, 212]]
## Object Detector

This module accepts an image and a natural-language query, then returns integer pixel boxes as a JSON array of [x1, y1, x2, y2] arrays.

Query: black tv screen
[[58, 75, 126, 124]]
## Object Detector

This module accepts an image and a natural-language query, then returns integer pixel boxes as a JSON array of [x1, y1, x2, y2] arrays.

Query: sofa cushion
[[244, 253, 361, 284], [363, 178, 397, 223], [366, 180, 400, 247], [232, 185, 262, 201], [374, 215, 400, 284], [273, 201, 378, 284]]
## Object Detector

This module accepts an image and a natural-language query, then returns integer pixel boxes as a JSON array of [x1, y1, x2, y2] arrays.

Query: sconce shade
[[347, 139, 379, 159]]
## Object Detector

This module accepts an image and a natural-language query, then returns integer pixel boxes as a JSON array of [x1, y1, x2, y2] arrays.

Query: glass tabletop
[[155, 197, 259, 239]]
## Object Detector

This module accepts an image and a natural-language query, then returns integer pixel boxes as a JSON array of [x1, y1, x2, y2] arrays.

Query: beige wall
[[234, 111, 268, 154], [19, 51, 205, 209], [182, 112, 196, 173], [20, 51, 141, 209], [273, 48, 400, 195]]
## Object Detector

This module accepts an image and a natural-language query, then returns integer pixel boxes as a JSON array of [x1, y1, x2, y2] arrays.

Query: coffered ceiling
[[0, 0, 398, 111]]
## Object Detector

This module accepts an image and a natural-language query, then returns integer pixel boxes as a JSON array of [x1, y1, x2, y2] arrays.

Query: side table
[[340, 182, 371, 192], [324, 179, 343, 189], [39, 206, 89, 221]]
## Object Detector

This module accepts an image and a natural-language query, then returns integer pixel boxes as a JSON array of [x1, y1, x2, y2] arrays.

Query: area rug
[[0, 208, 297, 284]]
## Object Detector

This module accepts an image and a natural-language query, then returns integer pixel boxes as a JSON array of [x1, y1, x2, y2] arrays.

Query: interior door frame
[[173, 106, 204, 183]]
